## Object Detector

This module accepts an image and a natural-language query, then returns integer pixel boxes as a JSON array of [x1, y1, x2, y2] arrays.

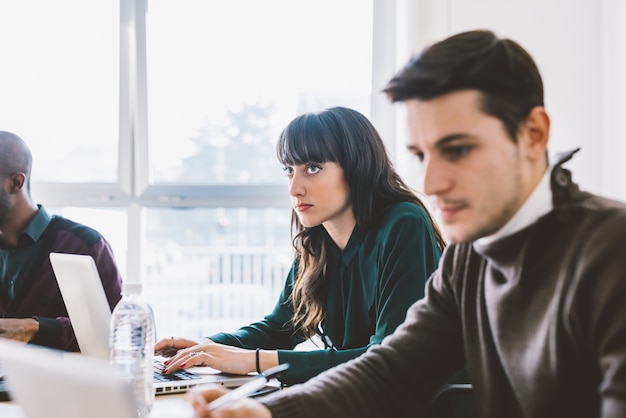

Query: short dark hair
[[383, 30, 544, 141]]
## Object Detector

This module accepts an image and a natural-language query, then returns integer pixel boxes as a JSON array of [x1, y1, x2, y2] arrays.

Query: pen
[[205, 363, 290, 412]]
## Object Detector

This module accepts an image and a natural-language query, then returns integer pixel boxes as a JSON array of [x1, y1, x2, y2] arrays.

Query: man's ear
[[8, 173, 26, 193], [521, 106, 550, 160]]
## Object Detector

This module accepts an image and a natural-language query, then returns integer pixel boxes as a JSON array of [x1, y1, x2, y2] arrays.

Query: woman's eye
[[306, 164, 321, 174], [282, 166, 294, 176]]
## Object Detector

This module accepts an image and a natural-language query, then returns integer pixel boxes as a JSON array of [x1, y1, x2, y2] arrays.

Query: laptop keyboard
[[0, 377, 12, 402], [153, 358, 202, 382]]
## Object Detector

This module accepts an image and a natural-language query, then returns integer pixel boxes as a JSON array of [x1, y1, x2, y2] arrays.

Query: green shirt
[[0, 206, 51, 301], [210, 201, 441, 384]]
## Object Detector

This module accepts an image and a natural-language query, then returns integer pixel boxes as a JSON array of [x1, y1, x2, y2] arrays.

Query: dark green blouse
[[209, 201, 441, 384]]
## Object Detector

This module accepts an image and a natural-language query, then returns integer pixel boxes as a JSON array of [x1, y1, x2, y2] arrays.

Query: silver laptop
[[0, 339, 194, 418], [49, 252, 255, 395], [0, 339, 140, 418]]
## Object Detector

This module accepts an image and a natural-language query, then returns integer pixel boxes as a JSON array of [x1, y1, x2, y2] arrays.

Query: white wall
[[600, 0, 626, 201], [394, 0, 626, 201]]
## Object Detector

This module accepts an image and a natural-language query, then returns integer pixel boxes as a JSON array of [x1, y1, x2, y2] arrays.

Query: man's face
[[405, 90, 537, 243], [0, 178, 11, 225]]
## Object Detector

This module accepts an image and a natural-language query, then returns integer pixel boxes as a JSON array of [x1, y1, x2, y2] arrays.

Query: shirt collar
[[474, 167, 553, 249], [327, 223, 363, 267], [21, 205, 52, 243]]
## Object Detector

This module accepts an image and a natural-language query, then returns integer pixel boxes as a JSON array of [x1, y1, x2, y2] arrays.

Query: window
[[138, 0, 376, 337], [0, 1, 119, 183], [3, 0, 390, 339], [145, 0, 373, 185]]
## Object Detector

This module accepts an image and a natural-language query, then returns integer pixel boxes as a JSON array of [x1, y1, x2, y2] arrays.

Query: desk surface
[[0, 393, 195, 418], [0, 383, 281, 417]]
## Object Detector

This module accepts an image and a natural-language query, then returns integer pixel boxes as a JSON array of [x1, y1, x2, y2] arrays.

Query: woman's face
[[284, 161, 354, 231]]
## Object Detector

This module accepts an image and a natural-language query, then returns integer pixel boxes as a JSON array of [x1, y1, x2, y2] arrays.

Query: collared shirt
[[0, 204, 122, 351], [0, 206, 51, 301]]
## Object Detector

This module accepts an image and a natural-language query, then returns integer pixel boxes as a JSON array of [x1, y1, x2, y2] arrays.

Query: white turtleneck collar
[[473, 167, 553, 250]]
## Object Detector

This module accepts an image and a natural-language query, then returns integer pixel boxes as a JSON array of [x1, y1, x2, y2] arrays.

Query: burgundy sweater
[[0, 212, 122, 351]]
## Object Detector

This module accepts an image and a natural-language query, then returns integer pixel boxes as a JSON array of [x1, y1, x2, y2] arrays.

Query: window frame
[[30, 0, 398, 282]]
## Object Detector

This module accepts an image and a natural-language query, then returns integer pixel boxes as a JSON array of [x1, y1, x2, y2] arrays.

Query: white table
[[0, 393, 195, 418]]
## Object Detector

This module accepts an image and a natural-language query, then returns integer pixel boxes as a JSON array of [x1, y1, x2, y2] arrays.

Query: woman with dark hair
[[155, 107, 445, 385]]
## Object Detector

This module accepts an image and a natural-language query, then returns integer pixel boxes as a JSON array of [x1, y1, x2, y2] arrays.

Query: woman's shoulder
[[370, 201, 433, 239], [382, 201, 430, 222]]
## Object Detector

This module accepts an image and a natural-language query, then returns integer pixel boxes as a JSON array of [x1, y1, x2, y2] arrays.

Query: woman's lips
[[296, 203, 313, 212]]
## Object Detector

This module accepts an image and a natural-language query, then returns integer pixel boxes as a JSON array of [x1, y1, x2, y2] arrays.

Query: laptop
[[0, 339, 194, 418], [49, 252, 255, 395], [0, 358, 10, 402]]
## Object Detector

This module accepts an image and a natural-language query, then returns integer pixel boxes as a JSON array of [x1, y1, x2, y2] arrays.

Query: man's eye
[[443, 145, 471, 160], [407, 147, 424, 163]]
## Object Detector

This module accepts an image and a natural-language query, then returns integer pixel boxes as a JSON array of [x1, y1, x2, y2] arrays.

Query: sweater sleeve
[[31, 233, 122, 351], [209, 263, 305, 350], [210, 272, 353, 385], [90, 239, 123, 313], [30, 232, 122, 351], [570, 215, 626, 416]]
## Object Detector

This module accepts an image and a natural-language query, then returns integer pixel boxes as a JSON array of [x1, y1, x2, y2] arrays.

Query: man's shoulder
[[579, 192, 626, 214], [438, 242, 479, 274], [552, 163, 626, 217], [47, 216, 105, 247], [572, 197, 626, 263], [558, 190, 626, 237]]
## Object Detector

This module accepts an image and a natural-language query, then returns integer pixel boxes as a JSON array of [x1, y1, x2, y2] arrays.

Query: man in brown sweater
[[188, 30, 626, 418]]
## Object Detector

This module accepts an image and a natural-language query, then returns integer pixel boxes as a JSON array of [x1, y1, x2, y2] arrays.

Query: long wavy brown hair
[[276, 107, 446, 338]]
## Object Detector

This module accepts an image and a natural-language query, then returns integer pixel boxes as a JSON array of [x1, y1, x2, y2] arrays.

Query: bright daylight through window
[[0, 0, 374, 339]]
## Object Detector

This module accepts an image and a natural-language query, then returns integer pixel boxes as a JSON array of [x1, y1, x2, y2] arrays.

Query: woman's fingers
[[162, 342, 217, 371], [160, 341, 255, 375], [155, 337, 198, 356], [164, 350, 209, 373]]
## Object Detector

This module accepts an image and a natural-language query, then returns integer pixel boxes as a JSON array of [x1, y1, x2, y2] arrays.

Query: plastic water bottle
[[109, 282, 155, 418]]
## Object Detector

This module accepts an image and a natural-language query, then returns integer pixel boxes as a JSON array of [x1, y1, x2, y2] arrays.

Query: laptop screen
[[0, 340, 139, 418]]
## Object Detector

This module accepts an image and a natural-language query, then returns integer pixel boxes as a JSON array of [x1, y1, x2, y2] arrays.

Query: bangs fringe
[[277, 113, 340, 166]]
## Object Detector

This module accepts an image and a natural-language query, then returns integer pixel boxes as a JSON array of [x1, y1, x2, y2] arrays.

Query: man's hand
[[0, 318, 39, 342], [186, 385, 273, 418]]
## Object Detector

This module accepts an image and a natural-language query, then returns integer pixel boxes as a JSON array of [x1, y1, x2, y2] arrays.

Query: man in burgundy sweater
[[0, 131, 122, 351]]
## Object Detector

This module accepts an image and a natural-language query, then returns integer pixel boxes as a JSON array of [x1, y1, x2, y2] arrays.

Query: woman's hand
[[161, 341, 261, 375], [186, 386, 273, 418], [154, 337, 200, 358]]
